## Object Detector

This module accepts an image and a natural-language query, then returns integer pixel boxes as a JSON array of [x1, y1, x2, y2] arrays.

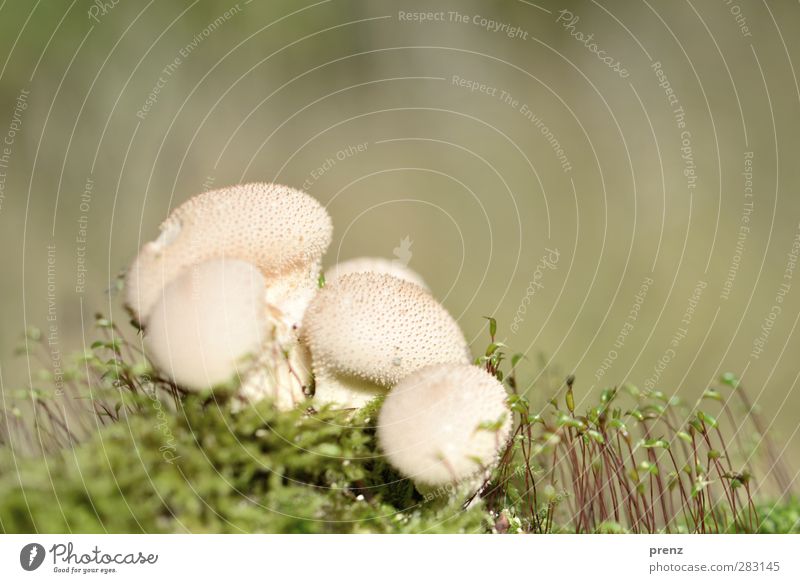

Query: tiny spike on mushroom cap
[[302, 272, 471, 408], [125, 183, 332, 326], [144, 258, 267, 392], [325, 256, 428, 290], [377, 363, 512, 487]]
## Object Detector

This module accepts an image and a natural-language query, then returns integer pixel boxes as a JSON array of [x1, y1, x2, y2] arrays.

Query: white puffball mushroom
[[126, 182, 332, 328], [377, 363, 512, 487], [302, 273, 471, 408], [145, 259, 312, 409], [144, 259, 268, 391], [325, 257, 428, 290]]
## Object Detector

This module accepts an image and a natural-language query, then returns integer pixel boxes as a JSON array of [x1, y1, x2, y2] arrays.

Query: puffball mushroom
[[302, 272, 471, 408], [145, 258, 311, 409], [125, 182, 333, 329], [325, 257, 428, 290], [377, 363, 512, 487], [144, 258, 268, 391]]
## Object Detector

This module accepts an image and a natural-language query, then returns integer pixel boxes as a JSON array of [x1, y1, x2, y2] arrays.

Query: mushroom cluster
[[127, 183, 329, 409], [127, 182, 511, 488]]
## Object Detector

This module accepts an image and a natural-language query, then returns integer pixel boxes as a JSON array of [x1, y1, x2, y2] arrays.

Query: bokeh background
[[0, 0, 798, 478]]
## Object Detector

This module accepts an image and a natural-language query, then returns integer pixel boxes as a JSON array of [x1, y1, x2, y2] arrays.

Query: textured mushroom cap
[[325, 257, 428, 290], [302, 273, 470, 392], [378, 363, 512, 486], [126, 183, 332, 324], [144, 259, 267, 391]]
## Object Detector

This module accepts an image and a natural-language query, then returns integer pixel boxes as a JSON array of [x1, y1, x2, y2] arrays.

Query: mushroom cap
[[325, 257, 428, 290], [377, 363, 512, 486], [126, 183, 332, 324], [302, 272, 470, 392], [144, 259, 267, 391]]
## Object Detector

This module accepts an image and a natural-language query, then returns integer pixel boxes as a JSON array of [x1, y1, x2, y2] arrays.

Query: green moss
[[756, 499, 800, 534], [0, 395, 487, 533], [1, 316, 796, 533]]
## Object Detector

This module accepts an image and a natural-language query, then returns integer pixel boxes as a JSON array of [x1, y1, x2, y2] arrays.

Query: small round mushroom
[[144, 258, 268, 391], [126, 182, 332, 329], [325, 257, 428, 290], [145, 258, 311, 408], [302, 272, 470, 408], [377, 363, 512, 487]]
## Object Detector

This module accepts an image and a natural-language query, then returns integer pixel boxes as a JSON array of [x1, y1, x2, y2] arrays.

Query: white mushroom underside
[[311, 369, 387, 409], [144, 259, 267, 391]]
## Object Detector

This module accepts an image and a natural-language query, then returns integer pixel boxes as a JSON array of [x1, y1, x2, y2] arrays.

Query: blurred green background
[[0, 0, 798, 479]]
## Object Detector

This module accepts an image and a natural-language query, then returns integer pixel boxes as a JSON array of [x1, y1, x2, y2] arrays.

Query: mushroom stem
[[234, 314, 311, 411], [311, 370, 387, 409]]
